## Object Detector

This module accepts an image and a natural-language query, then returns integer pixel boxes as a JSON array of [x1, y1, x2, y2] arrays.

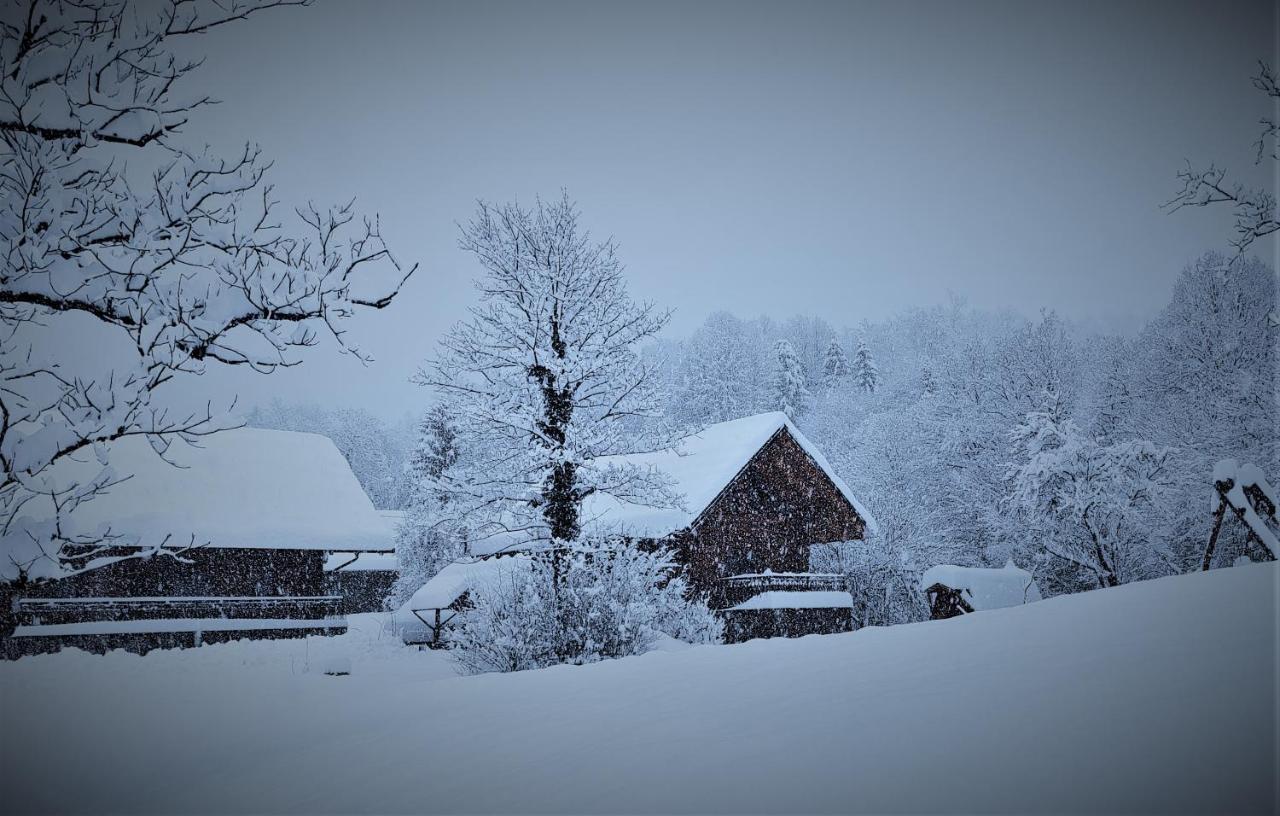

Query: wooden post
[[1202, 492, 1229, 571]]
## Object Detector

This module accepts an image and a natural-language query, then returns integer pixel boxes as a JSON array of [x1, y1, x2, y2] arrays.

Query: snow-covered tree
[[1007, 407, 1175, 589], [415, 195, 678, 608], [810, 532, 930, 628], [389, 405, 468, 608], [853, 339, 879, 394], [769, 339, 811, 419], [821, 339, 851, 387], [0, 0, 416, 584], [672, 312, 770, 428], [450, 538, 721, 675], [782, 314, 837, 389]]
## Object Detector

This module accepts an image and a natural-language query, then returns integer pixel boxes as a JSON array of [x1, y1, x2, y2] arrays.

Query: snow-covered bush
[[450, 539, 721, 675], [448, 558, 556, 674], [810, 533, 929, 628]]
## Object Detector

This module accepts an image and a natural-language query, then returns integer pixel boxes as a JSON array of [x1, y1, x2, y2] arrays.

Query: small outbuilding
[[920, 561, 1042, 621], [396, 555, 529, 647]]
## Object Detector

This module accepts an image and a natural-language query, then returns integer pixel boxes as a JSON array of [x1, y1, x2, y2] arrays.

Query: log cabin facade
[[3, 429, 394, 658]]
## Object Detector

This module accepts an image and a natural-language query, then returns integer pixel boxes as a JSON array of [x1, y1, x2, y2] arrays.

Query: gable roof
[[471, 412, 875, 555], [586, 411, 875, 537], [28, 428, 395, 554]]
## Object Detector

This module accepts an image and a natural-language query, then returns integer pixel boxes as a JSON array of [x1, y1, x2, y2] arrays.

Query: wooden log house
[[3, 429, 395, 658]]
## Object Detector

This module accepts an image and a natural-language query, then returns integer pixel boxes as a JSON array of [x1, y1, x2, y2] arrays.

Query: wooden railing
[[720, 572, 847, 592], [16, 595, 345, 626], [718, 572, 848, 608]]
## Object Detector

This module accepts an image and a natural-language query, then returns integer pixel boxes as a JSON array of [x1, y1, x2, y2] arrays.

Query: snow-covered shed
[[413, 412, 874, 644], [397, 555, 531, 646], [920, 562, 1042, 621], [6, 429, 395, 657]]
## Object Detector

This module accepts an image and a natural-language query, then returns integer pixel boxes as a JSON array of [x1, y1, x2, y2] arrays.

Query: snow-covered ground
[[2, 564, 1276, 814]]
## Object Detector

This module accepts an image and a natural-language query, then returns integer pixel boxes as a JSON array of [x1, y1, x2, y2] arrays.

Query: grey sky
[[179, 0, 1277, 421]]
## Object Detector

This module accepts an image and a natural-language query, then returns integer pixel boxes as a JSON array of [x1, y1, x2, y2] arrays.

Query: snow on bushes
[[450, 538, 721, 675]]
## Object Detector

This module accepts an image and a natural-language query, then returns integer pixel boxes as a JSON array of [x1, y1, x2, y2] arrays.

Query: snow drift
[[1, 564, 1275, 814]]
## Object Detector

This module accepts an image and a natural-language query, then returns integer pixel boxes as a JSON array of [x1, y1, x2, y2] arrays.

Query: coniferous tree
[[770, 339, 812, 419], [854, 339, 880, 394], [822, 339, 851, 387], [390, 405, 466, 608]]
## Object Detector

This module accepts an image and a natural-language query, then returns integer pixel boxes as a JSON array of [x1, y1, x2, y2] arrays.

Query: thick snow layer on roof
[[469, 413, 874, 556], [34, 429, 394, 552], [920, 562, 1042, 611], [730, 590, 853, 610], [379, 509, 407, 525], [403, 556, 531, 611]]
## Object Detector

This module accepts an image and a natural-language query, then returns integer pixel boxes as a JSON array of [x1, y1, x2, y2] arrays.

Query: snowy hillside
[[2, 564, 1276, 814]]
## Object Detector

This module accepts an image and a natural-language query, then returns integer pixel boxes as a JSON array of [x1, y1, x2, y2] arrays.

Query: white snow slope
[[1, 564, 1276, 815]]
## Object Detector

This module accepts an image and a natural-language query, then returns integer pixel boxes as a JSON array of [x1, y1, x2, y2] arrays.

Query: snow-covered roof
[[920, 562, 1042, 611], [730, 591, 854, 610], [38, 428, 395, 553], [402, 556, 531, 611], [379, 509, 407, 525], [472, 412, 875, 556]]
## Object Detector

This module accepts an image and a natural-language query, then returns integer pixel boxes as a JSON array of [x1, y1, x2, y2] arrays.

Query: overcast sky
[[178, 0, 1277, 421]]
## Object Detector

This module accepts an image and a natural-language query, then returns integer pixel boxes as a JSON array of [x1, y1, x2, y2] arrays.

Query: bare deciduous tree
[[0, 0, 417, 583], [1165, 61, 1280, 253]]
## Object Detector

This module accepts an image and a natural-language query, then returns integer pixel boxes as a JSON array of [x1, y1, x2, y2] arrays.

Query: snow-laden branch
[[0, 0, 418, 583], [1165, 61, 1280, 254]]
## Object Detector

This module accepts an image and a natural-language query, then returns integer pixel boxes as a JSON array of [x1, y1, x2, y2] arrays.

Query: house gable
[[677, 427, 867, 604]]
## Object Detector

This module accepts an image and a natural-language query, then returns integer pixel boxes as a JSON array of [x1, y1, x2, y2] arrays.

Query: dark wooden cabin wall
[[23, 548, 327, 599], [677, 429, 866, 607]]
